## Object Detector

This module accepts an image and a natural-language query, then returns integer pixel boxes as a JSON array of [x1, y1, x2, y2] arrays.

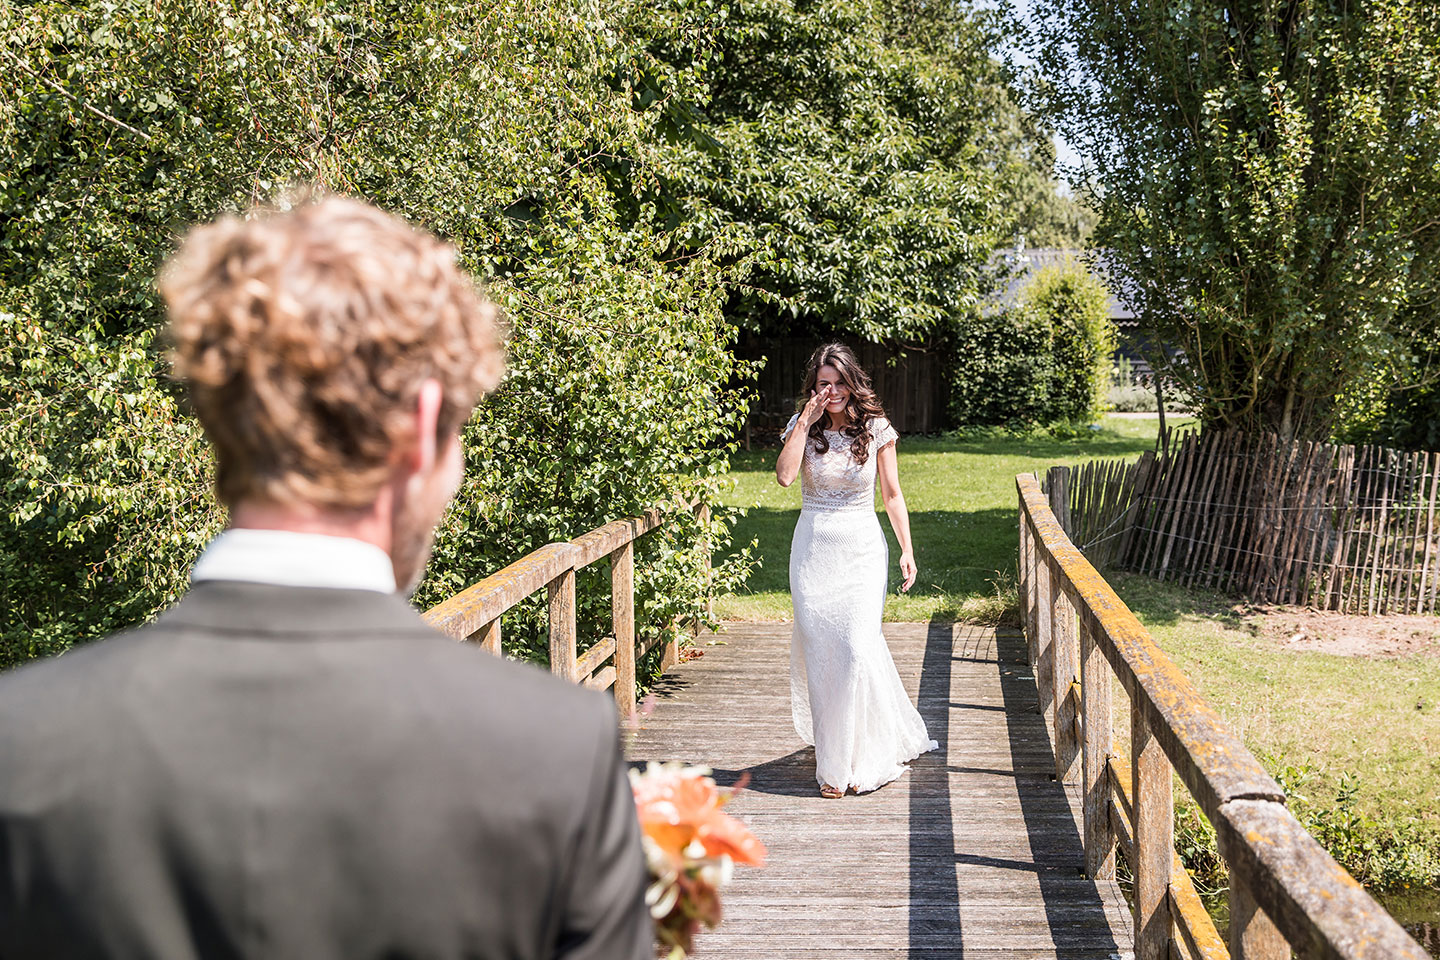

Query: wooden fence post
[[694, 502, 711, 641], [475, 618, 501, 656], [1118, 450, 1156, 566], [1132, 701, 1172, 960], [1080, 610, 1114, 879], [548, 567, 578, 682], [1052, 581, 1080, 785], [1048, 465, 1072, 535], [1227, 872, 1288, 960], [701, 502, 713, 619], [612, 541, 636, 717]]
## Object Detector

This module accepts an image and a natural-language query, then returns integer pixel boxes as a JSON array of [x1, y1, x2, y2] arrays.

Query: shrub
[[0, 1, 753, 671], [1108, 383, 1158, 413], [949, 261, 1116, 427], [947, 302, 1057, 427]]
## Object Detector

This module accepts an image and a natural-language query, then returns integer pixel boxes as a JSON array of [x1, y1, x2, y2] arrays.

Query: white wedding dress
[[782, 414, 938, 793]]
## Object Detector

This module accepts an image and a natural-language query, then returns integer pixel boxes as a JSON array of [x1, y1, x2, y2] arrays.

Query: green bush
[[1108, 383, 1158, 413], [0, 0, 753, 672], [949, 261, 1116, 427], [1335, 343, 1440, 451]]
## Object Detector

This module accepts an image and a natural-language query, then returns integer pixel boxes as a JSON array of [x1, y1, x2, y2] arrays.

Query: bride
[[775, 343, 938, 798]]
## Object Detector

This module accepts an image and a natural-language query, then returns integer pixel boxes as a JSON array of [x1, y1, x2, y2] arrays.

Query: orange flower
[[631, 763, 767, 867]]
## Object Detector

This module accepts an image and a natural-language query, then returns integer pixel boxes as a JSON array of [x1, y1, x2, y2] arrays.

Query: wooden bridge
[[424, 481, 1429, 960]]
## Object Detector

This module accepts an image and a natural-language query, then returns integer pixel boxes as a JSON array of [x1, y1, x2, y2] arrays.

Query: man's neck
[[228, 498, 393, 554]]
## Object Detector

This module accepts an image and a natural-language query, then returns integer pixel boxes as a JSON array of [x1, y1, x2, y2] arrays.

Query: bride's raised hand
[[798, 385, 834, 430]]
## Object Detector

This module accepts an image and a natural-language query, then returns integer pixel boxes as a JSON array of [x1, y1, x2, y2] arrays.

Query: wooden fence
[[422, 503, 708, 717], [1018, 473, 1427, 960], [1050, 428, 1440, 614], [737, 335, 948, 439]]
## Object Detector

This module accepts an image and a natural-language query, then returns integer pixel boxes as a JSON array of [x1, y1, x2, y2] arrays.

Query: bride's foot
[[819, 783, 844, 799]]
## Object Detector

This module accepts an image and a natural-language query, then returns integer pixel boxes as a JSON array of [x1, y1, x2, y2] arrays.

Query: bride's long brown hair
[[797, 342, 887, 466]]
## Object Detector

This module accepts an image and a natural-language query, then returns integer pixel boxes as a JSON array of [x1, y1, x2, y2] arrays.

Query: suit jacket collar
[[156, 581, 436, 639]]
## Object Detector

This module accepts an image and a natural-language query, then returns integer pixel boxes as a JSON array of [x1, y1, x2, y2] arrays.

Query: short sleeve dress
[[780, 414, 937, 793]]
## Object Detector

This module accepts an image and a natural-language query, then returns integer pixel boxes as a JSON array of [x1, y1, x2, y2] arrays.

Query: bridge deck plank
[[627, 620, 1135, 958]]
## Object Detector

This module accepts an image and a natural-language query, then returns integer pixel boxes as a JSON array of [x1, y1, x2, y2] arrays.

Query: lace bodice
[[782, 415, 899, 512]]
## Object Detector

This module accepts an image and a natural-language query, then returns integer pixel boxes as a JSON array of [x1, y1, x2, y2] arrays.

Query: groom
[[0, 198, 651, 959]]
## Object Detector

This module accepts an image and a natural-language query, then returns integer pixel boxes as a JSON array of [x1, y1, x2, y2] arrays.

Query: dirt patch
[[1236, 603, 1440, 658]]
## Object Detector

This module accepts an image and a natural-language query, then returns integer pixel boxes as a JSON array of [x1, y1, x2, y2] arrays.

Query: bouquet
[[629, 762, 767, 958]]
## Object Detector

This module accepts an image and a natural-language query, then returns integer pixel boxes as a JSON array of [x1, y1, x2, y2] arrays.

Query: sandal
[[820, 783, 844, 799]]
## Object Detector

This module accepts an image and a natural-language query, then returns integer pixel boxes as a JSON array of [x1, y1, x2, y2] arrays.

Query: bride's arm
[[877, 443, 917, 592], [776, 388, 832, 487], [775, 421, 809, 488]]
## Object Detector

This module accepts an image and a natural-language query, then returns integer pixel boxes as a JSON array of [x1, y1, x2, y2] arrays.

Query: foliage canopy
[[676, 0, 1074, 343], [1032, 0, 1440, 440]]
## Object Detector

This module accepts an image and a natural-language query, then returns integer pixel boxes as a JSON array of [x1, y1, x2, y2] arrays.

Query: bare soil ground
[[1235, 603, 1440, 659]]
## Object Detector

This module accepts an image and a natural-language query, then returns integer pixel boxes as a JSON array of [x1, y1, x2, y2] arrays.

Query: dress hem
[[799, 733, 940, 794]]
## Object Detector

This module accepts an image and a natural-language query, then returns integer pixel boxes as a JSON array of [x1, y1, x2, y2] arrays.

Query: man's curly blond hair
[[161, 196, 503, 510]]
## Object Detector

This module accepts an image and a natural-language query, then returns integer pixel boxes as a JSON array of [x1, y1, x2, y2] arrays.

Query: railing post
[[612, 541, 637, 717], [1035, 551, 1055, 718], [1052, 583, 1080, 784], [548, 567, 578, 682], [692, 502, 711, 642], [660, 631, 680, 672], [1020, 511, 1036, 668], [700, 502, 713, 620], [1132, 701, 1172, 960], [475, 618, 501, 656], [1080, 609, 1114, 879], [1227, 860, 1288, 959]]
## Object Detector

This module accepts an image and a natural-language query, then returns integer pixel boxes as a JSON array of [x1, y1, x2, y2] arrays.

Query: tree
[[667, 0, 1040, 343], [1031, 0, 1440, 440], [0, 0, 751, 668]]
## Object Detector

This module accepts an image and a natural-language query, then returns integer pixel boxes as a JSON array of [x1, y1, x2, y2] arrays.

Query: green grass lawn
[[715, 415, 1192, 621], [1112, 571, 1440, 887]]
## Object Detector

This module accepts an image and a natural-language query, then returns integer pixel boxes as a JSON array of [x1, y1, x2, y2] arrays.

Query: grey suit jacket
[[0, 581, 652, 960]]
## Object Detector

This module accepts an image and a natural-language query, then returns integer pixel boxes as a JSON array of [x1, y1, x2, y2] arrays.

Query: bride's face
[[816, 364, 850, 415]]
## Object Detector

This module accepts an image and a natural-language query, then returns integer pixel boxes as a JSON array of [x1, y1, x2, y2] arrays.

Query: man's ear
[[409, 379, 445, 475]]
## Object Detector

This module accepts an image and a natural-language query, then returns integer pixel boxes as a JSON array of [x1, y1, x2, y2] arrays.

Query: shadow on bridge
[[906, 619, 1125, 957], [630, 619, 1131, 956]]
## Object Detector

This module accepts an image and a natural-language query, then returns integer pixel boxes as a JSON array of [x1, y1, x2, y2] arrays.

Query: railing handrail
[[423, 501, 704, 715], [1017, 472, 1426, 960], [1019, 474, 1282, 817]]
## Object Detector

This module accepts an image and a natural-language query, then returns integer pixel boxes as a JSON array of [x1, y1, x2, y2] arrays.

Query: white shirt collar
[[190, 529, 397, 594]]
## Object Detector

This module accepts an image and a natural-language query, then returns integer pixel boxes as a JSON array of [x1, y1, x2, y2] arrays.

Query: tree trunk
[[1155, 376, 1167, 444], [1278, 385, 1296, 445]]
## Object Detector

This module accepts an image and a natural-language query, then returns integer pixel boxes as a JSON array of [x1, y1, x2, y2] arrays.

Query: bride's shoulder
[[869, 416, 898, 448]]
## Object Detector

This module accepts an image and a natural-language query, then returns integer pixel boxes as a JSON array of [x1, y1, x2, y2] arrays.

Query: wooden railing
[[1017, 473, 1427, 960], [423, 502, 707, 717]]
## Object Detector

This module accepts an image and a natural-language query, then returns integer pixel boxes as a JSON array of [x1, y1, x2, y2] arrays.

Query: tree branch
[[3, 49, 153, 142]]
